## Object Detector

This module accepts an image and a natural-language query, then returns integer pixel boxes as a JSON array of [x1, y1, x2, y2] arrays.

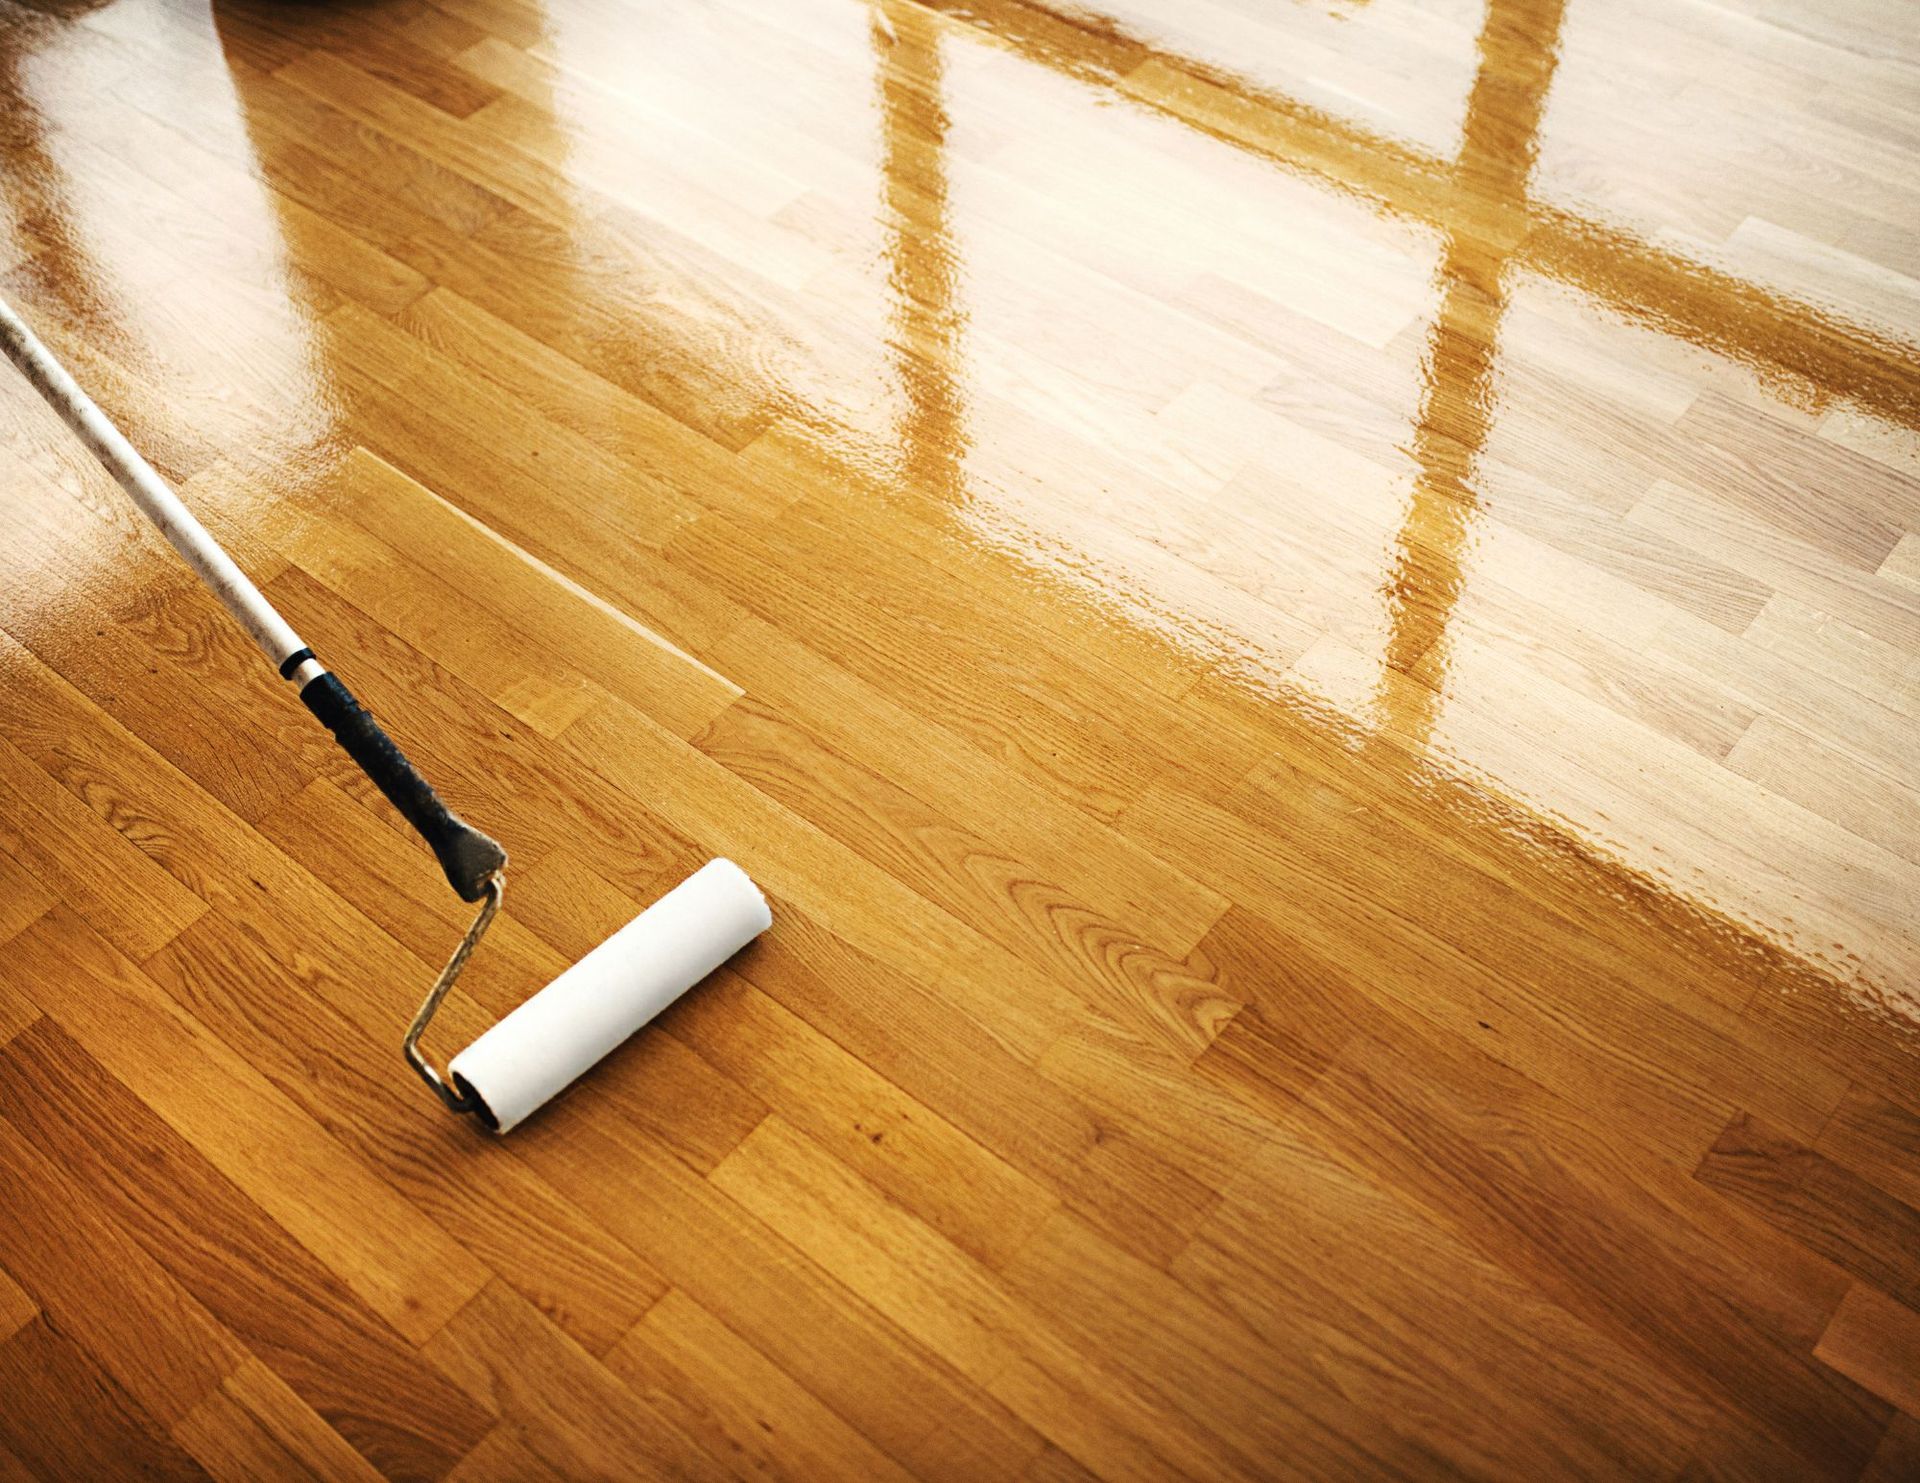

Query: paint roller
[[0, 295, 770, 1132]]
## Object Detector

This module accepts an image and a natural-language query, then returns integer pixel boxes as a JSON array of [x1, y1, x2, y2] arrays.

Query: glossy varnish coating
[[0, 0, 1917, 1475]]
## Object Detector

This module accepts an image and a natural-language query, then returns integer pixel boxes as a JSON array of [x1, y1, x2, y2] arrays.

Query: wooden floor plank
[[0, 1116, 243, 1430], [603, 1288, 918, 1483], [1696, 1113, 1920, 1311], [1173, 1123, 1714, 1478], [0, 1020, 492, 1482], [0, 1268, 36, 1350], [704, 612, 1229, 954], [142, 903, 670, 1360], [1296, 1031, 1887, 1477], [171, 1386, 334, 1483], [306, 445, 741, 737], [196, 1359, 386, 1483], [0, 731, 208, 963], [508, 1096, 1047, 1475], [712, 1115, 1259, 1482], [1862, 1415, 1920, 1482], [999, 1204, 1450, 1478], [658, 962, 1062, 1273], [1818, 1086, 1920, 1214], [422, 1281, 732, 1482], [0, 1316, 211, 1483], [0, 907, 490, 1346], [696, 695, 1237, 1055], [1816, 1283, 1920, 1418]]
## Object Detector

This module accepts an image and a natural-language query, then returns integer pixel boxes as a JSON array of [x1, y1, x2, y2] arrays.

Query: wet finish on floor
[[0, 0, 1917, 1476]]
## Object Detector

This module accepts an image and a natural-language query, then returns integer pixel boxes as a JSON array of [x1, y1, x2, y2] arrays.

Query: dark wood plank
[[1816, 1283, 1920, 1418], [423, 1281, 731, 1482], [1697, 1113, 1920, 1310], [1299, 1033, 1887, 1477], [1863, 1414, 1920, 1483], [1818, 1085, 1920, 1214], [0, 1115, 241, 1427], [0, 1019, 491, 1482], [0, 1315, 210, 1482]]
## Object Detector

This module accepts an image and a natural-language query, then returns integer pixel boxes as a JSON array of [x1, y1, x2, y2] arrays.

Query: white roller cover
[[450, 858, 771, 1132]]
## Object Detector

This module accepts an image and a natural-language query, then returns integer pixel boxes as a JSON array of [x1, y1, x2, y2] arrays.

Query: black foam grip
[[299, 673, 507, 900]]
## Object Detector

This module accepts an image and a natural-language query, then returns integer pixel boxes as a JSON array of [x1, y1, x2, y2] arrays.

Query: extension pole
[[0, 296, 308, 670], [0, 294, 507, 1109]]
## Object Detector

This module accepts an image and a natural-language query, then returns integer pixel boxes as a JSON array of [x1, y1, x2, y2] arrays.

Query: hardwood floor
[[0, 0, 1916, 1475]]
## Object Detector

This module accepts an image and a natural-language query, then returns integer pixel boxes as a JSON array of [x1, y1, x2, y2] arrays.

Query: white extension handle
[[0, 294, 307, 669], [0, 293, 510, 908]]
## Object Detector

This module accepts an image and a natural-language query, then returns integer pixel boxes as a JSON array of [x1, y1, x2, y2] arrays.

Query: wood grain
[[422, 1280, 730, 1482], [0, 1317, 209, 1483], [0, 1019, 491, 1481], [173, 1358, 387, 1483], [0, 1115, 242, 1429], [1, 0, 1917, 1475], [1817, 1284, 1920, 1418], [1696, 1114, 1920, 1311], [0, 907, 490, 1345]]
